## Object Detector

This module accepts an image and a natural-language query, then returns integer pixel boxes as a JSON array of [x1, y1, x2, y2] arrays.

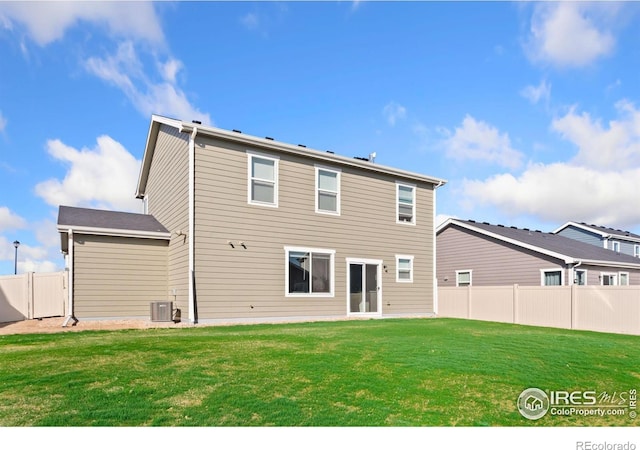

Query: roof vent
[[468, 220, 476, 223], [326, 151, 334, 154], [354, 156, 369, 161], [265, 137, 274, 141], [232, 129, 242, 133], [483, 222, 490, 225], [368, 152, 377, 163], [192, 120, 202, 125], [497, 224, 504, 227], [510, 226, 518, 229], [298, 144, 306, 148]]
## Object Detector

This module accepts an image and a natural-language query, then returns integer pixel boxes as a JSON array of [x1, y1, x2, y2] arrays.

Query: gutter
[[569, 260, 583, 285], [62, 230, 78, 327], [188, 127, 198, 324]]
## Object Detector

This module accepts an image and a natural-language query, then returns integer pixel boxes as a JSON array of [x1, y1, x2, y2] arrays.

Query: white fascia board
[[578, 259, 640, 270], [449, 220, 575, 264], [57, 225, 171, 240], [553, 221, 610, 238], [178, 122, 447, 187]]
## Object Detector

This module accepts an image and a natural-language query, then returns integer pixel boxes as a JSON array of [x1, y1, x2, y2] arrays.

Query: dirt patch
[[0, 317, 194, 336]]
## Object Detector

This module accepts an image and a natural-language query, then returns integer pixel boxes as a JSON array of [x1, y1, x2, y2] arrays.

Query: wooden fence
[[0, 272, 67, 323], [438, 285, 640, 335]]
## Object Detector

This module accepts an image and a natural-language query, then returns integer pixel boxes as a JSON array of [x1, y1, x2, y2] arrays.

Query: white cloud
[[240, 12, 260, 31], [520, 79, 551, 105], [19, 259, 59, 273], [85, 41, 211, 124], [460, 101, 640, 229], [0, 1, 164, 46], [383, 102, 407, 126], [442, 115, 524, 170], [0, 207, 26, 231], [526, 3, 616, 67], [0, 110, 6, 132], [552, 100, 640, 171], [34, 135, 142, 212]]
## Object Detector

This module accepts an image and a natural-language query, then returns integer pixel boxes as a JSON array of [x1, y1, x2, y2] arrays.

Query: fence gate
[[0, 271, 67, 323]]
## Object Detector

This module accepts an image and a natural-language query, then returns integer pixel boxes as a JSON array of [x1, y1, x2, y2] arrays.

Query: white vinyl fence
[[438, 285, 640, 336], [0, 272, 67, 323]]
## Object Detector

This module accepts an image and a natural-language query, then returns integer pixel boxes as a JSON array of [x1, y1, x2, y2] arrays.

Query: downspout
[[570, 260, 583, 285], [62, 230, 78, 327], [188, 127, 198, 324], [433, 180, 445, 316]]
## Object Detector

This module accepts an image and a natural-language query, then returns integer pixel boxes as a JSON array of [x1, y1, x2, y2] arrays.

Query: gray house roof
[[438, 219, 640, 269], [553, 221, 640, 243], [136, 114, 447, 199], [58, 206, 170, 243]]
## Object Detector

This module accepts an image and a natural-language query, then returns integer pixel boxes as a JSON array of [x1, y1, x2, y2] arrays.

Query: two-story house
[[553, 221, 640, 259], [58, 115, 446, 324]]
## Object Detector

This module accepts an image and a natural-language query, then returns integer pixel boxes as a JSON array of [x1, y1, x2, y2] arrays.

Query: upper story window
[[316, 167, 340, 215], [248, 152, 279, 207], [634, 245, 640, 258], [612, 241, 620, 253], [397, 183, 415, 224]]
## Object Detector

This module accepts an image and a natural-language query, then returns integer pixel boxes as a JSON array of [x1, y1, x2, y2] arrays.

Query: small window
[[612, 241, 620, 253], [396, 255, 414, 283], [619, 272, 629, 286], [541, 269, 563, 286], [456, 270, 472, 287], [574, 269, 587, 286], [396, 183, 415, 224], [601, 273, 617, 286], [634, 245, 640, 258], [248, 152, 279, 207], [285, 247, 335, 297], [316, 167, 340, 215]]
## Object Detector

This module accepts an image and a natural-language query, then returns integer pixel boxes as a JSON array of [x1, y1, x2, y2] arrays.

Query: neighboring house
[[436, 219, 640, 288], [553, 221, 640, 259], [58, 115, 446, 324]]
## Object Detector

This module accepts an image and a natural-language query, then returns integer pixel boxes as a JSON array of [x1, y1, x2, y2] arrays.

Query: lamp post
[[13, 240, 19, 275]]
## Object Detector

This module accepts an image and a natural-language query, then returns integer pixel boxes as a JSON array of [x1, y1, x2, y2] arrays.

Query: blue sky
[[1, 1, 640, 275]]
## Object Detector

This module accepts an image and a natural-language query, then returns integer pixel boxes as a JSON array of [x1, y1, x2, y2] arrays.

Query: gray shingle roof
[[457, 220, 640, 266], [573, 222, 640, 240], [57, 206, 169, 235]]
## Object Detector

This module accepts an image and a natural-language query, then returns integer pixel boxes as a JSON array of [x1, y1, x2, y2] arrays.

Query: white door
[[347, 259, 382, 315]]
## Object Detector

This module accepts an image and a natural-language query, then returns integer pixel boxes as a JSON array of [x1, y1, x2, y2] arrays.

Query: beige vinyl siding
[[73, 235, 168, 318], [581, 265, 640, 286], [193, 135, 434, 320], [145, 124, 189, 313], [437, 225, 566, 287]]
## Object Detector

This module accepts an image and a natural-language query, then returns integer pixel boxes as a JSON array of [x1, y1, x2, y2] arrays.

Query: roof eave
[[57, 224, 171, 240]]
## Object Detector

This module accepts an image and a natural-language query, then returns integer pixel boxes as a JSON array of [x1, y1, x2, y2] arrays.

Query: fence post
[[513, 284, 519, 324], [570, 284, 577, 330], [27, 272, 34, 320], [467, 285, 472, 319]]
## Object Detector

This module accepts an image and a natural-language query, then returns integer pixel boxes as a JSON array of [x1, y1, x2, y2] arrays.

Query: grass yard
[[0, 318, 638, 426]]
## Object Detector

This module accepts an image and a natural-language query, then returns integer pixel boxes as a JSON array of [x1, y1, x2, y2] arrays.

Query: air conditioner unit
[[150, 301, 173, 322]]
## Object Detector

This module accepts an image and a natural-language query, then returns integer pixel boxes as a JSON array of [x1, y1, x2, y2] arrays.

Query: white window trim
[[247, 151, 279, 208], [573, 268, 587, 286], [540, 268, 564, 286], [284, 246, 335, 297], [600, 272, 618, 286], [455, 270, 473, 287], [315, 166, 341, 216], [345, 257, 383, 318], [395, 255, 414, 283], [619, 272, 630, 286], [612, 241, 621, 253], [396, 182, 416, 225], [634, 244, 640, 258], [142, 195, 149, 215]]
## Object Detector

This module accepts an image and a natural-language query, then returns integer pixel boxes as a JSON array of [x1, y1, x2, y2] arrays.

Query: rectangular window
[[634, 245, 640, 258], [619, 272, 629, 286], [397, 183, 415, 224], [612, 241, 620, 253], [396, 255, 414, 282], [541, 269, 563, 286], [601, 273, 617, 286], [248, 152, 278, 207], [285, 247, 334, 296], [316, 167, 340, 215], [456, 270, 472, 287], [574, 269, 587, 286]]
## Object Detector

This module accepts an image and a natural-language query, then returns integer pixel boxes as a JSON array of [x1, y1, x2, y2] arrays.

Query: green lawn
[[0, 318, 638, 426]]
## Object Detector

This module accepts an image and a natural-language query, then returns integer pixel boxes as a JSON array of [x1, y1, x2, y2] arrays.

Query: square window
[[456, 270, 472, 287], [542, 269, 563, 286]]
